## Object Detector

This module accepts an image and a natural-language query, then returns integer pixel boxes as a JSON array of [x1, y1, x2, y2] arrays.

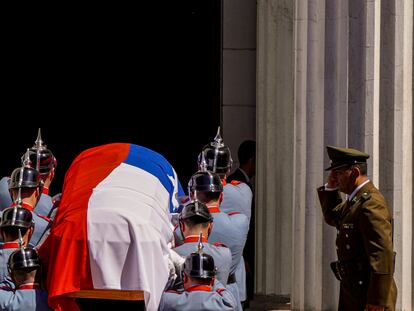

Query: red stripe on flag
[[39, 143, 130, 311]]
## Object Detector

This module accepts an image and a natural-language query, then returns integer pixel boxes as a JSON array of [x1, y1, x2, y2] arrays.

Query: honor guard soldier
[[198, 128, 253, 219], [175, 201, 232, 286], [24, 129, 57, 218], [0, 247, 51, 310], [188, 162, 248, 311], [0, 204, 34, 281], [317, 146, 397, 311], [8, 151, 50, 247], [159, 242, 236, 311], [226, 140, 256, 307], [197, 129, 251, 304], [0, 129, 57, 216]]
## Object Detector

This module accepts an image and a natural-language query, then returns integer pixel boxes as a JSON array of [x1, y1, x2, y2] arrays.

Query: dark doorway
[[2, 1, 222, 194]]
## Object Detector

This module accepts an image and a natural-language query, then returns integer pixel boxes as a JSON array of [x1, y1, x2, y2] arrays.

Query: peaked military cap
[[325, 145, 370, 171]]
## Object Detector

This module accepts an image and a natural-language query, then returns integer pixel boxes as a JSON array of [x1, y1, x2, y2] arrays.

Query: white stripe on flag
[[87, 163, 173, 311]]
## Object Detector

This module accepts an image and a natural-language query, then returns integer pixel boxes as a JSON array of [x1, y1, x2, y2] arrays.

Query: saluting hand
[[327, 170, 338, 188], [365, 304, 385, 311]]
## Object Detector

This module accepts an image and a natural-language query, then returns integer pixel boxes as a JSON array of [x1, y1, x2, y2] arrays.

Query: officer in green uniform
[[317, 146, 397, 311]]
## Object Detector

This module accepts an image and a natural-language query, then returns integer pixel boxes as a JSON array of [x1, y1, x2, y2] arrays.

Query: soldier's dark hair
[[10, 268, 38, 284], [10, 188, 38, 198], [238, 140, 256, 166], [195, 192, 221, 203], [183, 217, 211, 228], [188, 276, 212, 284], [1, 227, 30, 240], [354, 163, 367, 175]]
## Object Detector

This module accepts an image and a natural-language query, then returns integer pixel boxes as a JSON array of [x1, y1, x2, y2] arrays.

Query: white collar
[[239, 168, 250, 183], [348, 179, 370, 202]]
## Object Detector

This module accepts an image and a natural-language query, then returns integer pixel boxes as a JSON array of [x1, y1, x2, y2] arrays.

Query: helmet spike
[[212, 126, 223, 148], [22, 149, 32, 168], [199, 152, 208, 172], [197, 232, 204, 253], [33, 128, 47, 150]]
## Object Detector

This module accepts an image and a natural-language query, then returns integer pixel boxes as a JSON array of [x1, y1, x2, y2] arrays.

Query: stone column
[[256, 0, 413, 310], [256, 0, 294, 295], [300, 0, 326, 309], [290, 0, 308, 307], [321, 0, 349, 308], [379, 1, 413, 310]]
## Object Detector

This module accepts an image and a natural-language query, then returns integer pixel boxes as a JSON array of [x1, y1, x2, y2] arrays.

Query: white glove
[[165, 249, 185, 290]]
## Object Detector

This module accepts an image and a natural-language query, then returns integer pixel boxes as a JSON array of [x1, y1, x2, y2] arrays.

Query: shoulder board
[[230, 180, 242, 186], [213, 242, 228, 248], [228, 211, 241, 216], [360, 192, 371, 202], [36, 214, 51, 223], [216, 288, 226, 296]]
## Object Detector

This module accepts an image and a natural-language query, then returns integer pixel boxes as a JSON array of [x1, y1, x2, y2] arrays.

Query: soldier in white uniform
[[0, 205, 34, 281], [159, 244, 236, 311], [197, 128, 251, 305], [0, 247, 51, 310], [175, 201, 232, 286]]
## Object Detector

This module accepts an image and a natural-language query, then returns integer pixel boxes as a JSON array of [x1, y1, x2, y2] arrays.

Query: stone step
[[245, 294, 291, 311]]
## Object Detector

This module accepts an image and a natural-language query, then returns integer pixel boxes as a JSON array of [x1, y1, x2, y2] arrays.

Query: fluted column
[[256, 0, 294, 295], [301, 0, 326, 309], [290, 0, 308, 307], [321, 0, 349, 308], [379, 1, 413, 310], [256, 0, 412, 310]]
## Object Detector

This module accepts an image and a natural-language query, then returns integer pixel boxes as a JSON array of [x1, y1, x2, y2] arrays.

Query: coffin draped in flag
[[39, 143, 185, 311]]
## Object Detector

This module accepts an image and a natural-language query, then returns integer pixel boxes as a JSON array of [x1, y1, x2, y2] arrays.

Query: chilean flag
[[39, 143, 184, 311]]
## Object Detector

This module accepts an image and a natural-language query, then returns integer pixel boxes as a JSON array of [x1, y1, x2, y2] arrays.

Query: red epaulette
[[230, 180, 242, 185], [216, 288, 226, 296], [36, 214, 52, 223], [213, 242, 228, 248], [228, 211, 241, 216]]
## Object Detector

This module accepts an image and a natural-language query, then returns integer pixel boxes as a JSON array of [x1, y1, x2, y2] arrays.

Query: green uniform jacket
[[317, 181, 397, 311]]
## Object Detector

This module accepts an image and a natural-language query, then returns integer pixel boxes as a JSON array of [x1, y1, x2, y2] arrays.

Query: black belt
[[227, 273, 236, 284]]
